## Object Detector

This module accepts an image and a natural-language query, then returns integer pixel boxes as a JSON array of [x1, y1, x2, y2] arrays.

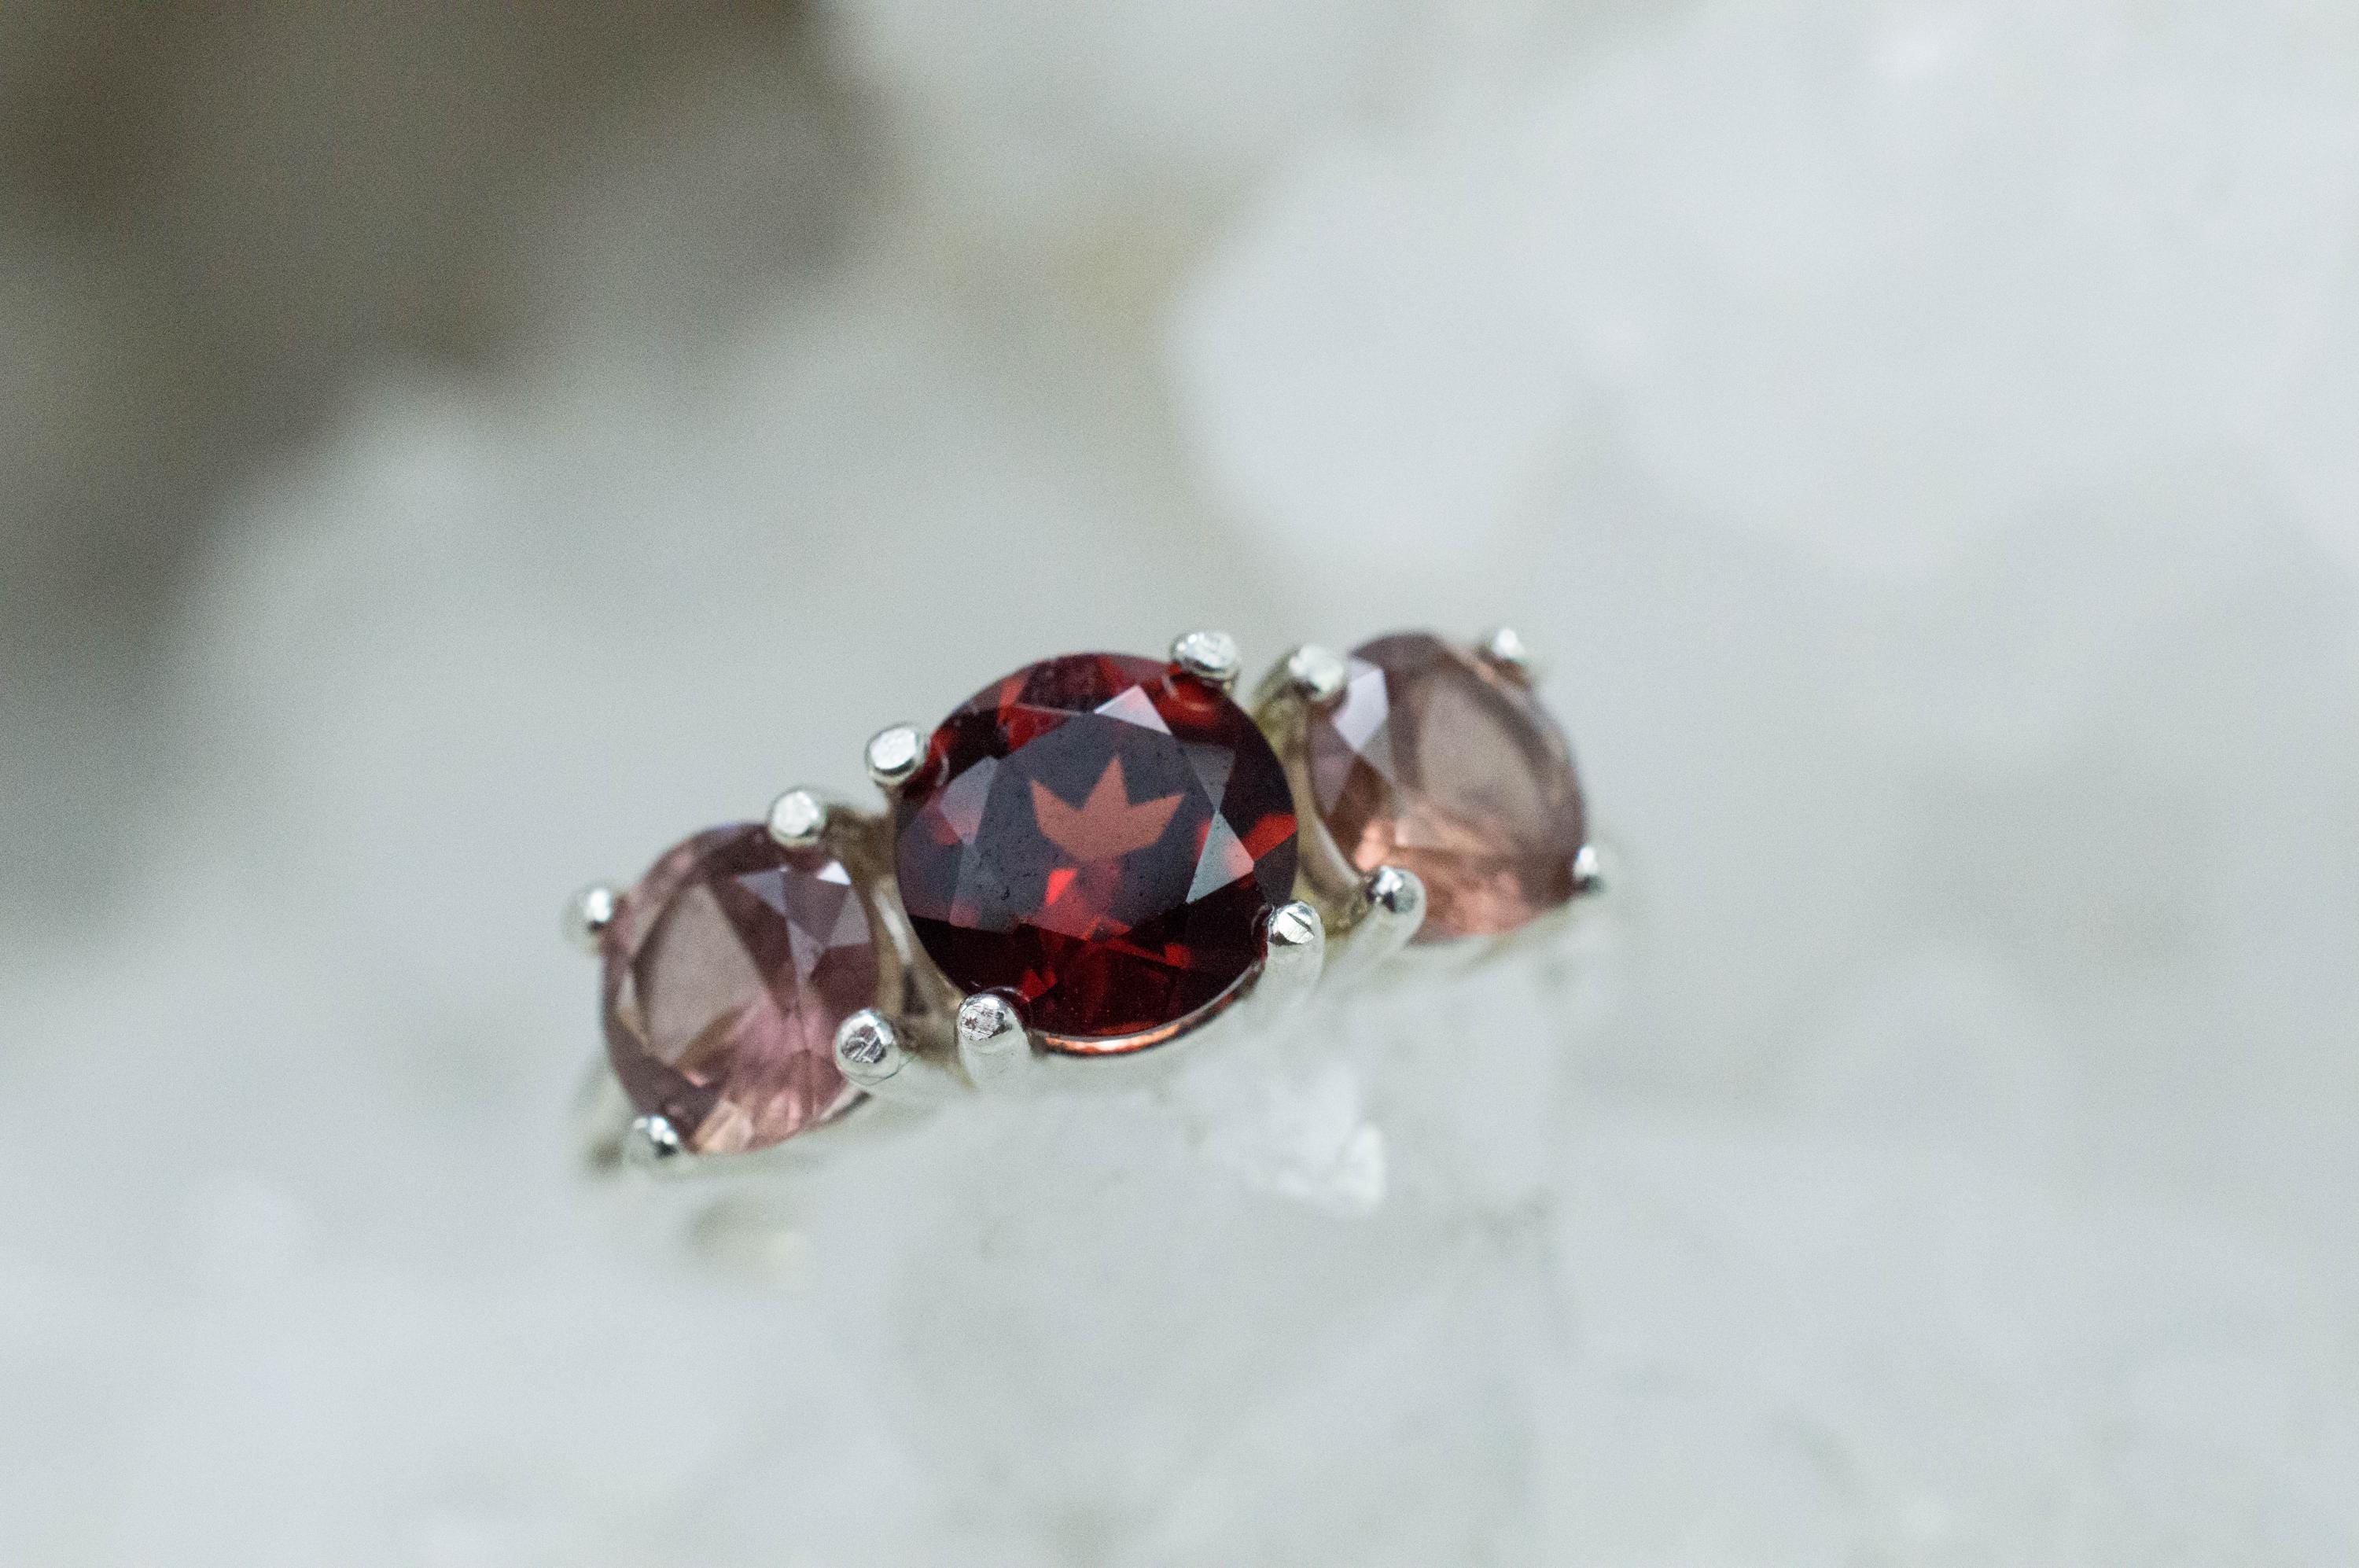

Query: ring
[[567, 627, 1603, 1176]]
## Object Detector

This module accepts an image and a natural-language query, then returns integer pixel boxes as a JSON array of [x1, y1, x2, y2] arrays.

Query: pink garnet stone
[[1306, 631, 1588, 944], [601, 823, 874, 1154]]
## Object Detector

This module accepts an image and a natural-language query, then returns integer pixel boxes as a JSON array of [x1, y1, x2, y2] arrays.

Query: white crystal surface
[[5, 2, 2358, 1562]]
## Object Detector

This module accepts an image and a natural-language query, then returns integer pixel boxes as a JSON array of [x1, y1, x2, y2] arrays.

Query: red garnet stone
[[602, 823, 874, 1153], [893, 653, 1299, 1047]]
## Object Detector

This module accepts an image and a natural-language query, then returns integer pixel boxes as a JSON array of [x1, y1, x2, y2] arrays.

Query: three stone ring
[[568, 628, 1602, 1176]]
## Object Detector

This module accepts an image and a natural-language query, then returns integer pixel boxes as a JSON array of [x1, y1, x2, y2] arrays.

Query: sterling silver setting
[[574, 626, 1606, 1183], [1169, 628, 1243, 690], [864, 725, 924, 790], [764, 788, 828, 849], [563, 883, 619, 953]]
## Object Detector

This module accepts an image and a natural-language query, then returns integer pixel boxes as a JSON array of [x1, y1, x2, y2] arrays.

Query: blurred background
[[5, 2, 2357, 1562]]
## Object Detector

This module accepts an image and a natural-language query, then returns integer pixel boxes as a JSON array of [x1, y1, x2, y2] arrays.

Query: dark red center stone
[[893, 653, 1299, 1047]]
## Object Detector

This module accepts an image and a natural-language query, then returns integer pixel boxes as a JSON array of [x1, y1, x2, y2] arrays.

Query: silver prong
[[1250, 900, 1326, 1019], [564, 884, 620, 953], [766, 788, 828, 848], [1478, 626, 1537, 683], [1572, 841, 1605, 897], [867, 725, 925, 792], [1171, 630, 1242, 690], [620, 1113, 690, 1174], [836, 1007, 962, 1106], [833, 1007, 904, 1090], [1284, 643, 1348, 705], [1367, 866, 1423, 918], [956, 992, 1031, 1088], [1329, 865, 1424, 982]]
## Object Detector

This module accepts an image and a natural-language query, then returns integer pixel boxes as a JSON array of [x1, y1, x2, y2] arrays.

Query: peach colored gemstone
[[1306, 632, 1588, 943], [601, 824, 872, 1153]]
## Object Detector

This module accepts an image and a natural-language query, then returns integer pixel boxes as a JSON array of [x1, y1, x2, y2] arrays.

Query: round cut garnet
[[894, 653, 1299, 1046], [1306, 632, 1588, 944], [602, 824, 874, 1153]]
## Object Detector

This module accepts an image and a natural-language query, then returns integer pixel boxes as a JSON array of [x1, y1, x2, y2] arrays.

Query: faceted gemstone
[[894, 653, 1299, 1046], [1306, 632, 1588, 943], [602, 823, 874, 1153]]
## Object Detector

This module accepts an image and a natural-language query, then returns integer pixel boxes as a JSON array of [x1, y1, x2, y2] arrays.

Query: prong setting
[[956, 992, 1032, 1087], [765, 788, 828, 848], [1249, 900, 1326, 1020], [1365, 865, 1422, 923], [833, 1007, 904, 1089], [1171, 629, 1242, 690], [1477, 625, 1537, 683], [1284, 643, 1348, 705], [565, 884, 620, 953], [1325, 864, 1426, 982], [621, 1113, 688, 1172], [867, 724, 925, 792]]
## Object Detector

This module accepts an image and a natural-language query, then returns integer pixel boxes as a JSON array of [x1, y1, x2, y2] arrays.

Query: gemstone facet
[[601, 823, 874, 1153], [894, 653, 1300, 1047], [1305, 632, 1588, 943]]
